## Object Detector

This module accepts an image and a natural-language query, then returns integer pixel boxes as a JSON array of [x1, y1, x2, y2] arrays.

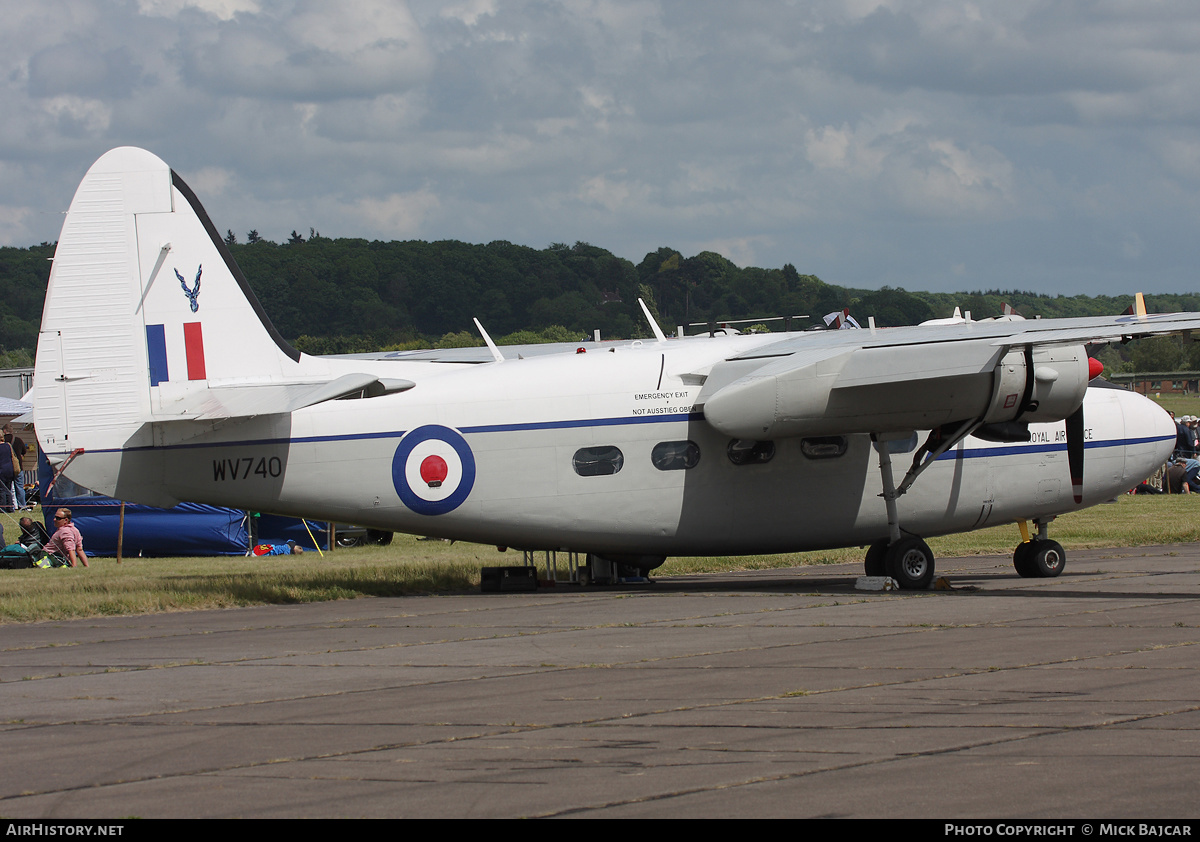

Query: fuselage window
[[800, 436, 848, 459], [728, 439, 775, 465], [651, 440, 701, 471], [573, 446, 624, 476]]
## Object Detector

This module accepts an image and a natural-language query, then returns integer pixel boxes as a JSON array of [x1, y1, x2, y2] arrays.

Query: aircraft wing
[[701, 312, 1200, 440], [725, 311, 1200, 361], [980, 314, 1200, 347], [338, 340, 599, 365]]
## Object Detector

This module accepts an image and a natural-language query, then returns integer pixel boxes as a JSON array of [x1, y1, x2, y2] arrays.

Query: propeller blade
[[1066, 404, 1085, 503]]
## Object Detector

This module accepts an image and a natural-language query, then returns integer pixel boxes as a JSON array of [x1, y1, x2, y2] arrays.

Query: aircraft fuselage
[[97, 339, 1174, 556]]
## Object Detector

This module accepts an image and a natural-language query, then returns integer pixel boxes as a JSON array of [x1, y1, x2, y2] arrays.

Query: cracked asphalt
[[2, 545, 1197, 818]]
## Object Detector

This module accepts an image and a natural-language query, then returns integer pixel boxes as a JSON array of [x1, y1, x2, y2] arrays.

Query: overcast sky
[[3, 0, 1200, 296]]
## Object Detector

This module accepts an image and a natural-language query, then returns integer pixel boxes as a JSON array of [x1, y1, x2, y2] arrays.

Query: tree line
[[3, 235, 1199, 373]]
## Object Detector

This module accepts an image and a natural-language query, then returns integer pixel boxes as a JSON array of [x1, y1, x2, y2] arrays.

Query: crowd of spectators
[[1162, 412, 1200, 493], [1128, 410, 1200, 494]]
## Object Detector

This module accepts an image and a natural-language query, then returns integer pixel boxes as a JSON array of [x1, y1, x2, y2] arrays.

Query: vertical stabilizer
[[34, 147, 306, 497]]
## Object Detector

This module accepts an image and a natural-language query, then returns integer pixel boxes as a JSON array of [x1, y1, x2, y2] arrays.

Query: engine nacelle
[[701, 342, 1091, 439], [985, 345, 1091, 425]]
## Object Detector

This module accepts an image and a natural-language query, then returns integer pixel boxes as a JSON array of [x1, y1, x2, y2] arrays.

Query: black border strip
[[170, 169, 302, 363]]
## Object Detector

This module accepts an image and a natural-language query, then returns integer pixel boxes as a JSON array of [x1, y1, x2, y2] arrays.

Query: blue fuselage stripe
[[459, 411, 702, 434], [936, 435, 1172, 460], [50, 414, 1172, 459]]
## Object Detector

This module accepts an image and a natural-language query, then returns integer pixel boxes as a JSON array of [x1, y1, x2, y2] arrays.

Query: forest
[[3, 233, 1199, 374]]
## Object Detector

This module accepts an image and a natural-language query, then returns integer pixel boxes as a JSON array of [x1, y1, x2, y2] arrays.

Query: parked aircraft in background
[[32, 148, 1199, 587]]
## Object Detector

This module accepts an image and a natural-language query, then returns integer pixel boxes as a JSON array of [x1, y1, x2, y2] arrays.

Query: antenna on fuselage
[[473, 318, 505, 363], [638, 298, 667, 343]]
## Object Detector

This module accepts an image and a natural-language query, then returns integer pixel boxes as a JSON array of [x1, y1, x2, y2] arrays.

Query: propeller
[[1066, 404, 1085, 504], [1067, 357, 1104, 504]]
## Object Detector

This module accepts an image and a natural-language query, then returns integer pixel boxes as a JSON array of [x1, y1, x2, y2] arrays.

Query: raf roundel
[[392, 425, 476, 515]]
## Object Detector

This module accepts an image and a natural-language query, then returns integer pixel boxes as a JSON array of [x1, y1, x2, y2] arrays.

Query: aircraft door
[[970, 448, 995, 530]]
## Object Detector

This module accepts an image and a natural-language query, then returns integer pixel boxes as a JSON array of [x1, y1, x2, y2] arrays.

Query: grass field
[[1147, 393, 1200, 418], [3, 493, 1198, 623]]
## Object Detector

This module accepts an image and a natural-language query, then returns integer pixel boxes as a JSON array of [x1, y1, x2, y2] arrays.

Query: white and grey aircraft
[[31, 148, 1198, 587]]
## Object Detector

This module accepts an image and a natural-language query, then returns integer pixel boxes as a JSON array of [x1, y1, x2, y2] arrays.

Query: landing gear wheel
[[1013, 541, 1037, 577], [864, 541, 888, 576], [1030, 539, 1065, 578], [1013, 539, 1065, 578], [884, 536, 935, 590]]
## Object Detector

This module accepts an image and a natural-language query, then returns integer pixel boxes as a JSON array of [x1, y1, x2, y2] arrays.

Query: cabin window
[[728, 439, 775, 465], [573, 446, 624, 477], [651, 440, 700, 471], [800, 436, 848, 459]]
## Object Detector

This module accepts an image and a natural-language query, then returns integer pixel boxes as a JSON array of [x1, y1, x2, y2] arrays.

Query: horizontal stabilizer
[[163, 373, 415, 421]]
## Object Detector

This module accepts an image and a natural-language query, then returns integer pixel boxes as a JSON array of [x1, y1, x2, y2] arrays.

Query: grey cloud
[[815, 2, 1197, 111], [5, 1, 1200, 296], [27, 44, 147, 99], [180, 5, 433, 101]]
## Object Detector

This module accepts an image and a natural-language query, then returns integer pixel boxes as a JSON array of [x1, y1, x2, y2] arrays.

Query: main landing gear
[[1012, 519, 1065, 578], [866, 426, 1069, 587], [864, 536, 936, 590], [865, 433, 938, 590]]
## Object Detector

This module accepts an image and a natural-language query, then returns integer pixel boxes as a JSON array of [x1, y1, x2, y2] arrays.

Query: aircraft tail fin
[[33, 147, 308, 492], [1122, 292, 1149, 319]]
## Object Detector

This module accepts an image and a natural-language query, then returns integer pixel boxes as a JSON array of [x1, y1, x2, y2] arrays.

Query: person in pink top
[[46, 508, 88, 568]]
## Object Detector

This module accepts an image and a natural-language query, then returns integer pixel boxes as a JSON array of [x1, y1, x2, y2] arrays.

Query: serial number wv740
[[212, 456, 283, 481]]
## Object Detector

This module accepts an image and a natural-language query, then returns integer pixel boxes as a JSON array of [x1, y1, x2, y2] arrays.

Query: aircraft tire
[[864, 541, 888, 576], [1029, 539, 1065, 578], [1013, 542, 1038, 577], [884, 537, 935, 590]]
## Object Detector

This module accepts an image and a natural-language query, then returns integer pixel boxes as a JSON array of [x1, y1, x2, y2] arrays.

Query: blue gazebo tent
[[38, 454, 327, 556]]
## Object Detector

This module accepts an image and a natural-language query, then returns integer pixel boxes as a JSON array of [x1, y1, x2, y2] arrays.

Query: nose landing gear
[[1013, 519, 1065, 578]]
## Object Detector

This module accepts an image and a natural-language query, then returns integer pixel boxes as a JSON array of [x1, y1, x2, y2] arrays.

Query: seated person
[[1167, 461, 1187, 493], [1166, 459, 1198, 494], [252, 540, 305, 556], [1183, 459, 1200, 493], [45, 508, 88, 568], [19, 516, 51, 550]]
